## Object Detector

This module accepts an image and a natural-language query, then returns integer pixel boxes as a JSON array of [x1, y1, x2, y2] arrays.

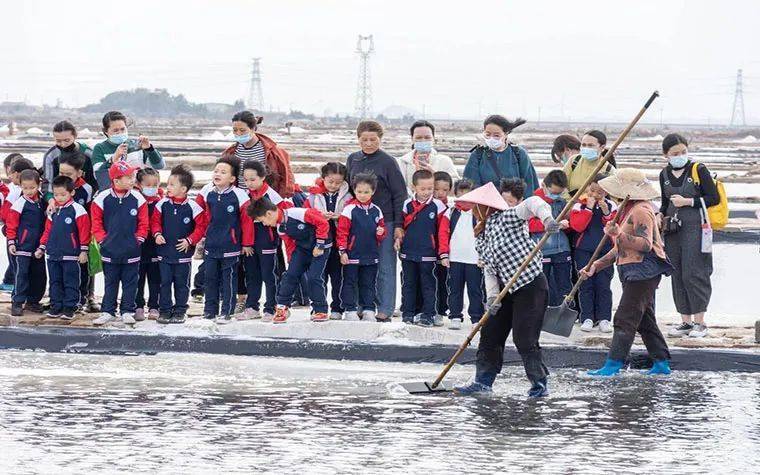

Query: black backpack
[[469, 143, 522, 180]]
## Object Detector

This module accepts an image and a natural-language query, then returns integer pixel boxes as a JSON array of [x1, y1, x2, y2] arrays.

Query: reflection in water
[[0, 351, 758, 473]]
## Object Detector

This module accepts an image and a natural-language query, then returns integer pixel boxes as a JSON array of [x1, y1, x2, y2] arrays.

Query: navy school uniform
[[1, 183, 22, 289], [5, 194, 47, 305], [399, 196, 447, 323], [569, 198, 617, 323], [196, 184, 252, 317], [288, 186, 310, 306], [38, 200, 91, 313], [275, 207, 331, 313], [152, 196, 207, 316], [529, 189, 573, 307], [91, 188, 149, 316], [136, 192, 163, 311], [336, 199, 386, 313], [73, 177, 95, 305]]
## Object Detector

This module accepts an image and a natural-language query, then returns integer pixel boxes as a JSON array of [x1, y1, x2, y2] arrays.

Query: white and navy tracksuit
[[38, 200, 91, 313], [5, 194, 47, 305], [438, 204, 484, 323], [246, 183, 290, 315], [569, 198, 617, 323], [196, 184, 252, 317], [529, 189, 573, 307], [91, 188, 149, 316], [136, 192, 163, 311], [1, 182, 22, 287], [336, 199, 386, 313], [152, 196, 207, 316], [399, 196, 446, 323], [306, 180, 351, 314], [275, 207, 331, 313], [72, 178, 95, 305]]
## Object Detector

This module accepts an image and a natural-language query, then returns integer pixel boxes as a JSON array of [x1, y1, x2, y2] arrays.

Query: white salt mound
[[25, 127, 46, 135], [737, 135, 757, 143]]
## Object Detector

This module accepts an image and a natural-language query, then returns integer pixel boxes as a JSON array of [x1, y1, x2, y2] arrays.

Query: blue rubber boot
[[454, 371, 496, 395], [528, 377, 549, 398], [587, 358, 625, 377], [646, 359, 671, 375]]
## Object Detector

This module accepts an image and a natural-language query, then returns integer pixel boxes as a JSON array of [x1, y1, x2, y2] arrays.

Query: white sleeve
[[514, 196, 553, 222], [484, 269, 500, 300]]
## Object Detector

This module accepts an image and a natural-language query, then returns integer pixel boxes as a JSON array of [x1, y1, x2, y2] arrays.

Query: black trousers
[[609, 275, 670, 362], [476, 273, 549, 383]]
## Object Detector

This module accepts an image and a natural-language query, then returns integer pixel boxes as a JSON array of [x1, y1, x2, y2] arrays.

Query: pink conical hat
[[454, 182, 508, 210]]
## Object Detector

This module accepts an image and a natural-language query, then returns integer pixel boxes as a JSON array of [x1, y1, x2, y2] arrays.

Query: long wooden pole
[[430, 91, 659, 389]]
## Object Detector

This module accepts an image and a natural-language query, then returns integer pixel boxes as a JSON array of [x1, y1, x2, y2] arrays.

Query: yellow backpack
[[691, 163, 728, 230]]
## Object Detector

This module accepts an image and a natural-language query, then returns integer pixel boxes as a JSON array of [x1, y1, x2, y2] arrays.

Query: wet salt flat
[[0, 351, 758, 473]]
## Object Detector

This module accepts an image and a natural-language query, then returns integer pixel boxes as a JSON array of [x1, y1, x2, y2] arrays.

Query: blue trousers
[[575, 249, 614, 322], [340, 263, 377, 313], [401, 259, 435, 322], [79, 263, 91, 306], [12, 255, 46, 304], [48, 259, 81, 312], [277, 247, 329, 313], [102, 262, 139, 316], [136, 259, 160, 310], [435, 263, 448, 316], [204, 256, 238, 317], [375, 221, 398, 316], [324, 247, 343, 313], [447, 262, 484, 323], [244, 252, 278, 314], [3, 244, 16, 285], [159, 261, 191, 314], [543, 252, 573, 307]]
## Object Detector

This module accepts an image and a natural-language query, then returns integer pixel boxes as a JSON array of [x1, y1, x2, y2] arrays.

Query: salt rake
[[401, 91, 659, 395]]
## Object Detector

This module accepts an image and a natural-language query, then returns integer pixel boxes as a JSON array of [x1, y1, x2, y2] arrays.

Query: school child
[[569, 175, 617, 333], [1, 156, 35, 293], [5, 169, 47, 316], [438, 178, 484, 330], [499, 177, 525, 207], [432, 171, 453, 325], [240, 160, 291, 321], [195, 157, 253, 324], [336, 173, 386, 322], [248, 198, 331, 324], [395, 169, 447, 326], [152, 165, 207, 324], [289, 183, 311, 308], [134, 167, 163, 321], [528, 170, 572, 307], [57, 151, 99, 312], [305, 162, 352, 320], [36, 176, 90, 320], [91, 162, 149, 325]]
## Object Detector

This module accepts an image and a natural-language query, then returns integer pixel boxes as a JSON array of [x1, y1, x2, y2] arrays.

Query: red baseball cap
[[109, 161, 138, 181]]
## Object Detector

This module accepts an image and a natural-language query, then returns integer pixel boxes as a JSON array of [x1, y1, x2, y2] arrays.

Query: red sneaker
[[273, 306, 289, 324], [311, 312, 329, 322]]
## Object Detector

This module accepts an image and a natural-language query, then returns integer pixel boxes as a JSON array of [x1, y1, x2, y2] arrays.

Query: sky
[[1, 0, 758, 124]]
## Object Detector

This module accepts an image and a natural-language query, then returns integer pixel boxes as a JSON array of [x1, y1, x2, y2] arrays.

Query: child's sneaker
[[45, 310, 62, 319], [375, 312, 392, 323], [668, 322, 694, 337], [25, 302, 44, 314], [134, 308, 146, 321], [688, 323, 708, 338], [86, 299, 101, 313], [311, 312, 329, 323], [92, 313, 116, 325], [362, 311, 376, 323], [203, 313, 216, 320], [237, 308, 260, 320], [169, 312, 187, 324], [148, 309, 160, 320], [433, 314, 446, 327], [344, 311, 360, 321], [157, 312, 172, 324], [418, 316, 434, 327], [329, 311, 343, 320], [10, 303, 24, 316], [0, 283, 14, 292], [273, 306, 289, 324], [121, 312, 136, 325], [192, 291, 204, 303], [448, 318, 463, 330], [580, 319, 594, 332], [262, 312, 274, 322], [413, 313, 422, 324], [234, 301, 246, 314], [215, 314, 234, 325], [598, 320, 612, 333], [60, 309, 75, 321]]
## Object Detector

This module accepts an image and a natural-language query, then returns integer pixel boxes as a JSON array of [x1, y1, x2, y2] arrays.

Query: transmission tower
[[730, 68, 746, 127], [354, 35, 374, 119], [248, 58, 264, 111]]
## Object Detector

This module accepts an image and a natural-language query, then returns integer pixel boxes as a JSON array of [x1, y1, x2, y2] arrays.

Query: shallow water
[[1, 351, 758, 473]]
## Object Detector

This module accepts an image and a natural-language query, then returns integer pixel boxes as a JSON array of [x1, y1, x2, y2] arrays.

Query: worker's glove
[[486, 296, 502, 316]]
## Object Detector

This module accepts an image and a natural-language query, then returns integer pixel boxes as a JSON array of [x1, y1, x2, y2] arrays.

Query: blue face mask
[[546, 192, 563, 200], [109, 133, 128, 145], [142, 187, 158, 197], [413, 140, 433, 153], [580, 147, 598, 161], [234, 133, 252, 144], [669, 154, 688, 169]]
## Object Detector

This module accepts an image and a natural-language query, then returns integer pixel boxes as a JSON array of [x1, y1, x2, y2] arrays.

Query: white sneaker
[[121, 312, 136, 325], [580, 319, 594, 332], [362, 311, 376, 322], [92, 313, 116, 325], [344, 311, 360, 321], [413, 313, 422, 324], [236, 308, 260, 320], [448, 318, 463, 330], [668, 322, 694, 337], [688, 323, 709, 338], [262, 312, 274, 322], [598, 320, 612, 333], [330, 311, 343, 320], [216, 314, 234, 325], [433, 314, 446, 327]]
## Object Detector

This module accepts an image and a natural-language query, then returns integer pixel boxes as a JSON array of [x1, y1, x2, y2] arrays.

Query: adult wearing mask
[[463, 115, 539, 197], [42, 121, 98, 208], [551, 134, 581, 165], [659, 134, 719, 339], [396, 120, 459, 194], [563, 130, 616, 196]]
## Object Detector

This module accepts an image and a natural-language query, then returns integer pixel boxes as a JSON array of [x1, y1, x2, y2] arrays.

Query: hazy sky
[[2, 0, 758, 124]]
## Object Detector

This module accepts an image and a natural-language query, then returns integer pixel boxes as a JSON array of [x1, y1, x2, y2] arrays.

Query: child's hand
[[155, 234, 166, 245], [375, 226, 384, 236], [393, 238, 401, 252], [559, 219, 569, 230], [586, 196, 596, 209], [8, 244, 16, 256], [312, 247, 324, 257], [477, 259, 484, 268], [176, 239, 191, 252], [78, 251, 88, 264], [34, 249, 44, 259], [599, 199, 610, 214], [440, 258, 450, 268], [242, 246, 254, 256], [340, 253, 349, 265]]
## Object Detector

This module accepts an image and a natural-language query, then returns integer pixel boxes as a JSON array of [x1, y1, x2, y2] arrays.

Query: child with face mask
[[134, 167, 163, 321]]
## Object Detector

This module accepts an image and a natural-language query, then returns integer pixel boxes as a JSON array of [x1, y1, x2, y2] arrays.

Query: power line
[[354, 35, 374, 119]]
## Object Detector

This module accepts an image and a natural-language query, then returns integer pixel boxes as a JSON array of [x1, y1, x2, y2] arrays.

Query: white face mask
[[484, 136, 504, 150]]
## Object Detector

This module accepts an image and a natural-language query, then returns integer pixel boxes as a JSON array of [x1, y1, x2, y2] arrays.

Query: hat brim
[[599, 175, 660, 201], [454, 182, 508, 211]]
